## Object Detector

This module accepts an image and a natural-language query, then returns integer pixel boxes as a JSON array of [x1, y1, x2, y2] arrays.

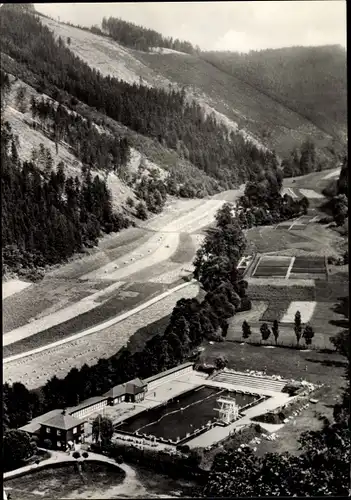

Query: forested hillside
[[1, 4, 347, 278], [101, 16, 198, 54], [1, 114, 130, 278], [0, 5, 279, 190], [202, 47, 347, 142]]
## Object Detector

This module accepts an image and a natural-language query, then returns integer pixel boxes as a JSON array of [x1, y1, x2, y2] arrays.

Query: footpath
[[3, 449, 128, 481]]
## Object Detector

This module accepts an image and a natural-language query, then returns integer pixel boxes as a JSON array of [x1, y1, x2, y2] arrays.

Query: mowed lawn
[[246, 220, 344, 258], [199, 340, 347, 454], [227, 292, 346, 349]]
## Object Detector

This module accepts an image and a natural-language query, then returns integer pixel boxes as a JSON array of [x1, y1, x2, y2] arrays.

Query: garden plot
[[3, 283, 200, 390], [252, 256, 292, 278], [248, 279, 316, 301], [293, 256, 326, 269], [290, 256, 327, 280], [281, 301, 317, 324], [260, 301, 291, 322]]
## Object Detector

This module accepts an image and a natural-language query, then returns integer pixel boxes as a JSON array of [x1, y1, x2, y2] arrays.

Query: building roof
[[129, 377, 147, 387], [68, 396, 107, 415], [103, 383, 126, 399], [19, 409, 63, 434], [44, 411, 85, 430], [125, 378, 147, 395], [144, 362, 193, 384]]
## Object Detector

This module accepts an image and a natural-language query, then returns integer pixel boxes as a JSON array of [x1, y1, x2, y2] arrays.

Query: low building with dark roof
[[19, 409, 63, 436], [124, 378, 147, 402], [144, 362, 194, 391], [103, 384, 126, 405], [69, 396, 108, 420]]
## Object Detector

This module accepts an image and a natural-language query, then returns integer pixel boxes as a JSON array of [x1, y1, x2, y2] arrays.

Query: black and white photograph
[[1, 1, 348, 498]]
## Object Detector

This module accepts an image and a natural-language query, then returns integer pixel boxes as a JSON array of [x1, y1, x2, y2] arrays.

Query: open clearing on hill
[[283, 168, 338, 193], [299, 188, 324, 199], [40, 17, 165, 87], [323, 168, 341, 180], [135, 50, 331, 157]]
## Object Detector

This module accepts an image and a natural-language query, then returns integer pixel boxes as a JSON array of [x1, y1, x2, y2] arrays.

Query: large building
[[20, 409, 86, 451]]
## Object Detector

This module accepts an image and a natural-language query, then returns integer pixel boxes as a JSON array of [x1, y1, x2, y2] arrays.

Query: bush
[[254, 423, 263, 433], [72, 451, 81, 459], [135, 201, 148, 220], [126, 196, 134, 208], [82, 451, 89, 458], [178, 444, 190, 453], [115, 455, 124, 464], [282, 382, 303, 396], [252, 412, 283, 424], [240, 297, 252, 312], [43, 439, 52, 450]]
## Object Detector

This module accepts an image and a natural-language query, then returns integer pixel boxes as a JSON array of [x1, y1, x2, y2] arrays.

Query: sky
[[34, 1, 347, 53]]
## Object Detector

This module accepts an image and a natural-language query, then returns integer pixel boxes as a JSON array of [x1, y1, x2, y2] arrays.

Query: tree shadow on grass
[[329, 319, 349, 328], [331, 296, 349, 318], [305, 357, 348, 369]]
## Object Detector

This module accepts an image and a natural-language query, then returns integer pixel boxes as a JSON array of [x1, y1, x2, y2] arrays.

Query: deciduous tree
[[242, 320, 251, 339], [272, 320, 279, 344], [294, 311, 302, 345]]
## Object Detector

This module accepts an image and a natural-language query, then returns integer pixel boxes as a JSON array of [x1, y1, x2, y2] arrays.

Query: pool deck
[[101, 370, 293, 450], [186, 391, 290, 448]]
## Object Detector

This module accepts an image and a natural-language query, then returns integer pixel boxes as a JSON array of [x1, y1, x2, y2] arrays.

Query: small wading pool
[[116, 386, 264, 443]]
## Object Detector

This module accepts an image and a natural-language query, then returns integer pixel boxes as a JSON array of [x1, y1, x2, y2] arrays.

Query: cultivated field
[[3, 283, 200, 389]]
